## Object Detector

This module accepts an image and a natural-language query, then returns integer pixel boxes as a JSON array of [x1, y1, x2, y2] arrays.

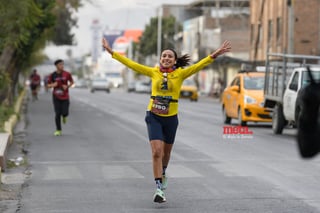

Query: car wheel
[[91, 89, 95, 93], [106, 89, 110, 93], [272, 104, 286, 134], [222, 106, 231, 124], [238, 108, 247, 126]]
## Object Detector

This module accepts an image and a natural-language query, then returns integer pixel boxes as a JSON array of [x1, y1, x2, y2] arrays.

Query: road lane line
[[167, 164, 203, 178], [102, 165, 144, 179], [44, 166, 82, 180], [111, 119, 148, 141]]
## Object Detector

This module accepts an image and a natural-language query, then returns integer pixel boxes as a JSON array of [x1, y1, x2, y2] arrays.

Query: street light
[[157, 6, 163, 60]]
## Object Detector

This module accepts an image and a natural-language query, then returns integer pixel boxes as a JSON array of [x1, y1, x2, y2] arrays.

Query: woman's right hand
[[102, 38, 113, 54]]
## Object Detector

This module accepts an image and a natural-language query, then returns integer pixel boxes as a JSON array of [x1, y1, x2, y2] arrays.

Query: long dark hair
[[163, 48, 191, 68]]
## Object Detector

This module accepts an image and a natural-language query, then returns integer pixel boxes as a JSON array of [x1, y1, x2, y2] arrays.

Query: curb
[[0, 89, 26, 181], [4, 89, 26, 141]]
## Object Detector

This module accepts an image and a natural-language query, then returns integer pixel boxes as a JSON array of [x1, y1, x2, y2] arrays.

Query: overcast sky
[[44, 0, 194, 60]]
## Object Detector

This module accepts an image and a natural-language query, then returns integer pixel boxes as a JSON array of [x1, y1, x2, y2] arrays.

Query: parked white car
[[89, 78, 112, 93], [135, 81, 151, 93]]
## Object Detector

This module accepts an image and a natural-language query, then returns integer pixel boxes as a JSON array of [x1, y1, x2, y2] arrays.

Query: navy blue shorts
[[145, 111, 179, 144]]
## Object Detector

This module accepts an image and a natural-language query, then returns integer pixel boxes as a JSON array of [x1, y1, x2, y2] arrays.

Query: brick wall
[[250, 0, 320, 60]]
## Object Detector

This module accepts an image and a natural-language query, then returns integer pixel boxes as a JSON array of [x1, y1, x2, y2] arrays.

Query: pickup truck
[[263, 53, 320, 134]]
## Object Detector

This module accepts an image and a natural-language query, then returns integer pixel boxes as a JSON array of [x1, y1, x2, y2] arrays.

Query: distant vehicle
[[180, 79, 198, 101], [105, 72, 123, 88], [263, 53, 320, 134], [135, 81, 151, 93], [127, 81, 136, 92], [89, 78, 112, 93], [221, 70, 272, 126], [74, 79, 87, 88]]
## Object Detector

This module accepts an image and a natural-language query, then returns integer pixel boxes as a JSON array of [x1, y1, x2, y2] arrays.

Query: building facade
[[155, 0, 251, 95], [250, 0, 320, 62]]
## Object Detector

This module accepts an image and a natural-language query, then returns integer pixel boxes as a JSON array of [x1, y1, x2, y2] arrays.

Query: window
[[258, 23, 263, 47], [302, 71, 320, 87], [289, 72, 299, 91], [268, 20, 273, 43], [276, 17, 282, 44], [250, 24, 255, 45], [231, 77, 240, 87], [244, 76, 265, 90]]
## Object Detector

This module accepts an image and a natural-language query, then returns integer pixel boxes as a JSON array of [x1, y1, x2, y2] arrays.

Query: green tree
[[138, 15, 181, 58], [0, 0, 48, 104], [0, 0, 83, 106], [51, 0, 82, 45]]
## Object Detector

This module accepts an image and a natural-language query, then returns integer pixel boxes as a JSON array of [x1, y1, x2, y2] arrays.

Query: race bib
[[151, 98, 170, 115], [54, 88, 64, 96]]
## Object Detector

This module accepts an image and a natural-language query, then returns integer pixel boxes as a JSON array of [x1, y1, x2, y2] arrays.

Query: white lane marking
[[44, 166, 82, 180], [167, 164, 203, 178], [31, 159, 215, 165], [112, 119, 148, 141], [102, 165, 144, 179]]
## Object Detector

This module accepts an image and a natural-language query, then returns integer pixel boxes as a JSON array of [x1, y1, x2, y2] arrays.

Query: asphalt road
[[13, 88, 320, 212]]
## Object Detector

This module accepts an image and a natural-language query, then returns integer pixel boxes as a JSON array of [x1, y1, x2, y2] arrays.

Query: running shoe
[[54, 130, 61, 136], [62, 116, 67, 124], [162, 175, 168, 190], [153, 188, 166, 203]]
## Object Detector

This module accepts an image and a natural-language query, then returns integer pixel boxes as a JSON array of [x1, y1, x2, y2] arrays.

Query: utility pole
[[287, 0, 294, 55], [126, 38, 134, 92], [157, 7, 163, 61], [253, 0, 265, 65], [90, 19, 101, 74]]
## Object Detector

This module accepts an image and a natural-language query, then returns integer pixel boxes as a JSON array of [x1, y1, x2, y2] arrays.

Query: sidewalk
[[0, 89, 29, 213], [0, 89, 26, 172]]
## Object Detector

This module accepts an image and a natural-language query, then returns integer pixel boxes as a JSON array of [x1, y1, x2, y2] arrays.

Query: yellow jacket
[[112, 52, 214, 116]]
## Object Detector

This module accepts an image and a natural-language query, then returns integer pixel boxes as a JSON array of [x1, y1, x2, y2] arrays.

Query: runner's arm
[[47, 75, 57, 88]]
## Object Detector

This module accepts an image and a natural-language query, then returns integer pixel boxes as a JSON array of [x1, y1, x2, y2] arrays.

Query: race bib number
[[54, 89, 64, 96], [151, 98, 170, 115]]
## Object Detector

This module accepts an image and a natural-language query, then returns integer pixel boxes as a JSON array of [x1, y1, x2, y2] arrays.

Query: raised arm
[[182, 40, 232, 79], [102, 37, 114, 55], [210, 40, 232, 59], [102, 38, 154, 77]]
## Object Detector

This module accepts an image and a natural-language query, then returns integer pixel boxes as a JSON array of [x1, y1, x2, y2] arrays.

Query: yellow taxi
[[221, 71, 272, 126], [180, 79, 198, 101]]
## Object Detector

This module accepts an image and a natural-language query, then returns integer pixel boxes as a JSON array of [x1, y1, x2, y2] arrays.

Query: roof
[[188, 0, 249, 8], [123, 29, 143, 43]]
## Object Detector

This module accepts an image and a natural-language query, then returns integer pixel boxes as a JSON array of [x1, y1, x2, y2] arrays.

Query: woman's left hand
[[210, 40, 232, 59]]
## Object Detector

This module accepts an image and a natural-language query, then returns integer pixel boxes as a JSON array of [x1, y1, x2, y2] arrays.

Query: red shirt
[[48, 70, 73, 100], [30, 74, 41, 86]]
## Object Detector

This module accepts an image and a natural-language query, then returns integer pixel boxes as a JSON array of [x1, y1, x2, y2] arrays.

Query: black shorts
[[145, 111, 179, 144], [30, 84, 38, 90]]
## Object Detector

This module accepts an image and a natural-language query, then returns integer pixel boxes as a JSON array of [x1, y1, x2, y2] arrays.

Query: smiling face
[[160, 49, 176, 69]]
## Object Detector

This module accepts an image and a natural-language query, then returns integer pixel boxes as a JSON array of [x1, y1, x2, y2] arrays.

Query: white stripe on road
[[44, 166, 82, 180], [101, 165, 144, 179], [37, 162, 209, 180], [112, 119, 148, 141], [167, 164, 203, 178]]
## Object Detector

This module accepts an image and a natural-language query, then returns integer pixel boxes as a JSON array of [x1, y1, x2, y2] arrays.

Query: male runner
[[47, 59, 74, 136], [29, 69, 41, 101]]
